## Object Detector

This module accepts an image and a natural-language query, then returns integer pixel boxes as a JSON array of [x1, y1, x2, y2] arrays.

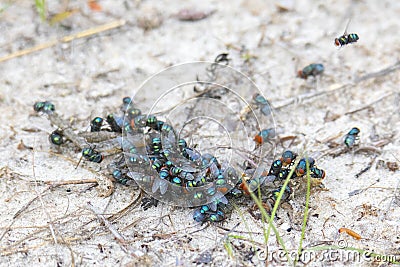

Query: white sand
[[0, 0, 399, 266]]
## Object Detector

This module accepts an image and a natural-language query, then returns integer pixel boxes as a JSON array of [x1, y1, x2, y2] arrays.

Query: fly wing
[[343, 18, 351, 35], [180, 171, 195, 181], [209, 162, 221, 179], [152, 178, 161, 193], [261, 105, 271, 116], [159, 179, 169, 194], [208, 192, 228, 211], [195, 169, 207, 182], [184, 148, 203, 167]]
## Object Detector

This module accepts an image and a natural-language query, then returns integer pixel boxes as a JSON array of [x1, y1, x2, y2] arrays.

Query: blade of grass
[[35, 0, 46, 21], [264, 157, 299, 239], [224, 237, 234, 259], [295, 157, 312, 265], [232, 203, 256, 251], [0, 2, 12, 15], [244, 180, 292, 264]]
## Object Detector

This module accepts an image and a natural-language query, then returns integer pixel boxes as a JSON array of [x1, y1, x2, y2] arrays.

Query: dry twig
[[0, 20, 126, 63], [87, 202, 144, 257]]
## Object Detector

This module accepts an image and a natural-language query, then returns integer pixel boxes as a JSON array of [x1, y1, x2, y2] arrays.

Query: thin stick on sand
[[0, 20, 126, 63]]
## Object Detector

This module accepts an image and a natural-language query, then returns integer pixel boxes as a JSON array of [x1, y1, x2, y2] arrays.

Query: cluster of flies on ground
[[32, 24, 360, 225]]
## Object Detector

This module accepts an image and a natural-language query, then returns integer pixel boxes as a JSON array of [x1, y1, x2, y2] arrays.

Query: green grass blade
[[295, 157, 312, 265], [245, 181, 292, 264], [35, 0, 46, 21]]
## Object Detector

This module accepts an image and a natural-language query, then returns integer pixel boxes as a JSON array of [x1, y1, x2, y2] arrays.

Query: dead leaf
[[49, 9, 78, 25], [176, 8, 215, 21], [88, 0, 102, 12]]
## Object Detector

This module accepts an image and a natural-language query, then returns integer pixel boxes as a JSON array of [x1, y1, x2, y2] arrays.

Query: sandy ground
[[1, 0, 400, 266]]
